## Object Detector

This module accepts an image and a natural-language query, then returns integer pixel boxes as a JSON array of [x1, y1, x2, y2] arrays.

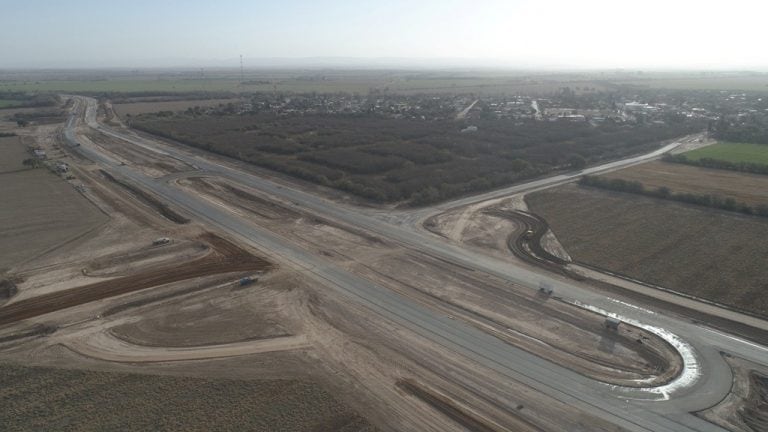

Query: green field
[[0, 99, 24, 108], [0, 79, 244, 94], [0, 78, 388, 94], [684, 142, 768, 164]]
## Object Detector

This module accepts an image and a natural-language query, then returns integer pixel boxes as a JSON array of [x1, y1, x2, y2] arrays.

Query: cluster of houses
[[170, 87, 765, 130]]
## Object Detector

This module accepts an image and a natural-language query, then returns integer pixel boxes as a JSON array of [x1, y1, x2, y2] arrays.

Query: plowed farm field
[[0, 137, 107, 272], [601, 161, 768, 208], [527, 184, 768, 317], [0, 363, 375, 432]]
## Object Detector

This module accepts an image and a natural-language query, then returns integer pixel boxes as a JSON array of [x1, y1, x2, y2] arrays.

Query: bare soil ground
[[0, 362, 374, 432], [0, 233, 270, 326], [527, 184, 768, 317], [113, 99, 240, 117], [602, 161, 768, 207], [0, 123, 108, 273], [0, 166, 107, 273], [697, 354, 768, 432], [110, 274, 293, 347], [84, 131, 194, 178], [0, 136, 29, 173]]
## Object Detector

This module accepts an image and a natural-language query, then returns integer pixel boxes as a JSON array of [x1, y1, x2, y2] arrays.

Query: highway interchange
[[65, 96, 768, 432]]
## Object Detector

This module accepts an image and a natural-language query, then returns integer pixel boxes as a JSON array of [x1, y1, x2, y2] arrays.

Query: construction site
[[0, 94, 767, 432]]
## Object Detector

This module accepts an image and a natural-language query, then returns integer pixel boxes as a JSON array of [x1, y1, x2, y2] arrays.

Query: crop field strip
[[600, 161, 768, 209], [684, 142, 768, 164]]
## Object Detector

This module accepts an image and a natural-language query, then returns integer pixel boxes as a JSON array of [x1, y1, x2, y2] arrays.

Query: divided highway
[[65, 97, 768, 431]]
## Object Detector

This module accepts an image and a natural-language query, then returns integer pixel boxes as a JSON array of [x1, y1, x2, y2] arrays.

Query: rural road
[[65, 96, 768, 431], [455, 99, 479, 120]]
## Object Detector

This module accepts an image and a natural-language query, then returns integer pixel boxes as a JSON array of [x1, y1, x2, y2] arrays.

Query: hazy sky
[[2, 0, 766, 69]]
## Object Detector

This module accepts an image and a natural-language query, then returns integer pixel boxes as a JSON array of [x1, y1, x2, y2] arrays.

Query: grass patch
[[0, 99, 24, 108], [684, 142, 768, 164]]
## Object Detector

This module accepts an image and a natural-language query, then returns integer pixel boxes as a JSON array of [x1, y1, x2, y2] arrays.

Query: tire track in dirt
[[63, 331, 309, 363]]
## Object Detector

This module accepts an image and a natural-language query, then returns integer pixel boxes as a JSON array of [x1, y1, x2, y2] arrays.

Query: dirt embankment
[[396, 379, 538, 432], [99, 169, 190, 224], [0, 234, 271, 326]]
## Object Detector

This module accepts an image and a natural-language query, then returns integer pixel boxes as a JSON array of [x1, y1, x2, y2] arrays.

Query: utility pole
[[240, 54, 244, 83]]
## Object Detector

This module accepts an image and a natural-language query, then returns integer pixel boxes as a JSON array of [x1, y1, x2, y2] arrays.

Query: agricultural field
[[0, 70, 617, 96], [0, 136, 29, 172], [684, 142, 768, 164], [0, 137, 107, 272], [0, 76, 388, 94], [601, 160, 768, 208], [0, 99, 24, 108], [527, 184, 768, 317], [0, 363, 374, 432], [133, 112, 697, 204], [0, 79, 243, 94], [621, 75, 768, 91], [113, 98, 241, 117], [3, 69, 766, 95]]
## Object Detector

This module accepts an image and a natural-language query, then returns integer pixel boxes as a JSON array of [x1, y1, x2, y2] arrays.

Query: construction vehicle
[[538, 281, 554, 296], [239, 276, 257, 286], [605, 317, 621, 331], [152, 237, 171, 246]]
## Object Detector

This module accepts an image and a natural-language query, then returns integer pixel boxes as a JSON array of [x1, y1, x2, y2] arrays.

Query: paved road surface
[[64, 97, 768, 431]]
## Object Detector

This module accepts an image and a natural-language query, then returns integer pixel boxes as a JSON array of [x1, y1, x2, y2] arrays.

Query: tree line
[[663, 154, 768, 176], [132, 110, 701, 206], [579, 175, 768, 217], [712, 119, 768, 144]]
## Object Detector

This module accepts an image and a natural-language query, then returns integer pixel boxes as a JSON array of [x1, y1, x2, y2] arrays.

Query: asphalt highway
[[65, 96, 768, 431]]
